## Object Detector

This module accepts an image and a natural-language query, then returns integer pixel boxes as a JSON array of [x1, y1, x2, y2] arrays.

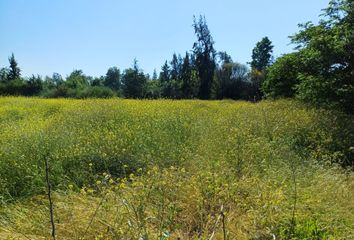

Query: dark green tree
[[170, 53, 183, 81], [152, 69, 158, 81], [192, 15, 216, 99], [24, 75, 43, 96], [159, 60, 178, 98], [159, 61, 170, 82], [250, 37, 273, 99], [8, 53, 21, 81], [91, 76, 105, 87], [214, 52, 251, 100], [250, 37, 274, 71], [0, 67, 9, 83], [181, 52, 193, 98], [122, 59, 147, 98], [104, 67, 121, 91], [218, 51, 233, 65], [52, 73, 63, 86]]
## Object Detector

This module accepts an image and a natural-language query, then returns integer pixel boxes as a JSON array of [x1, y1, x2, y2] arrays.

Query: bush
[[77, 86, 115, 98]]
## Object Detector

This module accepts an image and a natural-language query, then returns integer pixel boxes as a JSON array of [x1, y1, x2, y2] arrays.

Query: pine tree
[[122, 59, 147, 98], [8, 53, 21, 81], [192, 15, 216, 99], [159, 61, 170, 82], [181, 52, 193, 98]]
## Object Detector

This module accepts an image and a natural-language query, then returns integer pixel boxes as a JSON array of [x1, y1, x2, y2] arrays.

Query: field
[[0, 97, 353, 239]]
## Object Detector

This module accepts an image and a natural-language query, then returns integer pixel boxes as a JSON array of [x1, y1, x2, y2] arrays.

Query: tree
[[152, 69, 158, 81], [159, 60, 177, 98], [122, 59, 147, 98], [170, 53, 183, 81], [250, 37, 274, 71], [250, 37, 273, 99], [192, 15, 216, 99], [91, 76, 105, 87], [290, 0, 354, 113], [104, 67, 121, 91], [8, 53, 21, 81], [0, 67, 9, 83], [262, 53, 302, 98], [181, 52, 194, 98], [65, 70, 88, 89], [218, 51, 233, 65], [52, 73, 63, 86], [24, 75, 43, 96], [159, 61, 170, 82], [214, 53, 251, 100]]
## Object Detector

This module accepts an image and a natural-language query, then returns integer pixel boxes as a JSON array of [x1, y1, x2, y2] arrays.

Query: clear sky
[[0, 0, 328, 78]]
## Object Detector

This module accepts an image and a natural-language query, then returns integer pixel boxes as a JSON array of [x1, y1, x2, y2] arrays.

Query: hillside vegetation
[[0, 97, 353, 239]]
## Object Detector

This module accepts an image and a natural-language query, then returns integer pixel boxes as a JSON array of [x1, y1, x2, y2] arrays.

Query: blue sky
[[0, 0, 328, 78]]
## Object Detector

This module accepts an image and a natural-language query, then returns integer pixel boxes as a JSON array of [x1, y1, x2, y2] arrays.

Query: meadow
[[0, 97, 353, 239]]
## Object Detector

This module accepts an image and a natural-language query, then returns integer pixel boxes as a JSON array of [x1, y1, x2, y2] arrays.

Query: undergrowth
[[0, 97, 353, 239]]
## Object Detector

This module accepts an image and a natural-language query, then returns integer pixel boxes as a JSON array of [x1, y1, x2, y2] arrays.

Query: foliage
[[23, 75, 43, 96], [250, 37, 274, 99], [64, 70, 89, 89], [0, 98, 353, 238], [77, 86, 116, 98], [263, 0, 354, 113], [192, 15, 216, 99], [262, 52, 302, 98], [122, 60, 147, 98], [7, 53, 21, 82], [180, 52, 195, 98], [104, 67, 121, 91], [250, 36, 273, 72], [213, 53, 252, 100]]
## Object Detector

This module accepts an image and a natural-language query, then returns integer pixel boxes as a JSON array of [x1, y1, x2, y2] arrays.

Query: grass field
[[0, 97, 353, 239]]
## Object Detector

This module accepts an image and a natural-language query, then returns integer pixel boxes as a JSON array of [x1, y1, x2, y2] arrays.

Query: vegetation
[[1, 0, 352, 114], [0, 97, 353, 239], [263, 0, 354, 113], [0, 0, 353, 239]]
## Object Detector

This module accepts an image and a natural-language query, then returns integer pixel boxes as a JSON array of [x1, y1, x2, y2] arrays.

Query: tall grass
[[0, 97, 353, 239]]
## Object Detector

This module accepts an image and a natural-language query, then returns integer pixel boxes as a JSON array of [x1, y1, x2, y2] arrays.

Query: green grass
[[0, 97, 353, 239]]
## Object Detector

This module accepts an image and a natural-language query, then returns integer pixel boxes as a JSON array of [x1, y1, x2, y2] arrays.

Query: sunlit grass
[[0, 97, 353, 239]]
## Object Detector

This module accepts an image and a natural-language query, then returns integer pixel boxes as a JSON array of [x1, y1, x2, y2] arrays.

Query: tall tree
[[122, 59, 147, 98], [218, 51, 233, 65], [290, 0, 354, 113], [159, 61, 170, 82], [181, 52, 193, 98], [8, 53, 21, 81], [250, 37, 273, 99], [170, 53, 182, 80], [0, 67, 9, 83], [250, 37, 274, 71], [263, 0, 353, 113], [214, 52, 251, 100], [104, 67, 121, 91], [192, 15, 216, 99], [152, 69, 158, 81]]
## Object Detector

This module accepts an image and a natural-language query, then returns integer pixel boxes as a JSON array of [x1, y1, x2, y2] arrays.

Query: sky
[[0, 0, 329, 78]]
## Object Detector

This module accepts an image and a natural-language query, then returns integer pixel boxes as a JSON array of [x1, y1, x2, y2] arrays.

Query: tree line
[[0, 15, 271, 101], [0, 0, 352, 113]]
